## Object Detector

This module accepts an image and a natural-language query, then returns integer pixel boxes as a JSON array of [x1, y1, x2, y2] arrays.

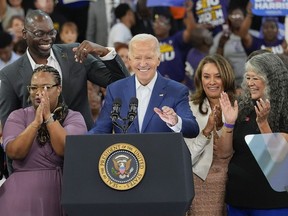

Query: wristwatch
[[202, 130, 212, 139]]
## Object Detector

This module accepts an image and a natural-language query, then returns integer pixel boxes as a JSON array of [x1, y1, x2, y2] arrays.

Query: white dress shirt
[[135, 73, 156, 132], [135, 73, 182, 132]]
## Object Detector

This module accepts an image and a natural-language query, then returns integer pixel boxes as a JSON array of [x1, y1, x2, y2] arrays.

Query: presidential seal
[[99, 143, 146, 190]]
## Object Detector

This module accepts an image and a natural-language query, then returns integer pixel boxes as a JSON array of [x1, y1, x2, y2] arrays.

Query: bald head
[[25, 9, 53, 29]]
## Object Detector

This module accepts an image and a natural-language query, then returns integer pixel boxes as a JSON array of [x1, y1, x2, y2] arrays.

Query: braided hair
[[31, 65, 68, 146]]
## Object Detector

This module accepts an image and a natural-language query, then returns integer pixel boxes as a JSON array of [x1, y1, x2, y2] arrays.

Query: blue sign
[[251, 0, 288, 16], [147, 0, 185, 7]]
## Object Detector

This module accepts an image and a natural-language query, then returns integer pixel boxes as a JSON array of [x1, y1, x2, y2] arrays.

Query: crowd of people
[[1, 0, 288, 216]]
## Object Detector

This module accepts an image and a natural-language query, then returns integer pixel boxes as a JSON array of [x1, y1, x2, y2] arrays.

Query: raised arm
[[183, 0, 198, 43], [217, 92, 238, 158], [239, 1, 254, 49]]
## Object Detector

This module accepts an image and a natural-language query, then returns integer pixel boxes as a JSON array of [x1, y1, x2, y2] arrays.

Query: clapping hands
[[219, 92, 238, 124]]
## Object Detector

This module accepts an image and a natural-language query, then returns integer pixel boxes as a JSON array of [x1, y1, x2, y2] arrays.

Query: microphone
[[111, 98, 122, 122], [126, 97, 138, 130]]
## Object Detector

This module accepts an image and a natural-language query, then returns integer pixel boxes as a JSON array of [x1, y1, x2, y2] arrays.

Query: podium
[[61, 133, 194, 216]]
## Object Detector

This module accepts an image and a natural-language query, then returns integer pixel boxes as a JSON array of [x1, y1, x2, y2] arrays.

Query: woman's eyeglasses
[[27, 84, 58, 93]]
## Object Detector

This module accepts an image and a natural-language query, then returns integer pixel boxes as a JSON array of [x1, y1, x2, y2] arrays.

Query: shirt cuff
[[168, 115, 182, 132], [99, 47, 117, 61]]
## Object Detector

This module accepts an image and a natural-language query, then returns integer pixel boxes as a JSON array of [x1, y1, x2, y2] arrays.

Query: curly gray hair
[[238, 53, 288, 131]]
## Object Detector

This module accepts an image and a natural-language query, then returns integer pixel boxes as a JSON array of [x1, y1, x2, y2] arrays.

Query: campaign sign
[[147, 0, 185, 7], [194, 0, 227, 27], [251, 0, 288, 16]]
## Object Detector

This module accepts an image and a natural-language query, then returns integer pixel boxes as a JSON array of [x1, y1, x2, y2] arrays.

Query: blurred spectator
[[185, 27, 213, 92], [210, 6, 255, 88], [86, 0, 108, 46], [153, 0, 196, 83], [115, 43, 133, 75], [7, 0, 25, 17], [13, 38, 27, 55], [59, 21, 78, 44], [0, 31, 20, 70], [108, 3, 135, 47], [55, 0, 89, 42], [131, 0, 154, 36], [0, 0, 23, 30], [240, 3, 288, 56], [7, 15, 24, 44], [87, 81, 102, 122]]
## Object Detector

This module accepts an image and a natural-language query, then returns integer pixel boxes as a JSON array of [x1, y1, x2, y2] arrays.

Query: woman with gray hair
[[218, 53, 288, 215]]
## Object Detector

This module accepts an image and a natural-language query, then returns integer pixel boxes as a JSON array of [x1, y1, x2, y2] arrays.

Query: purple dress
[[0, 106, 87, 216]]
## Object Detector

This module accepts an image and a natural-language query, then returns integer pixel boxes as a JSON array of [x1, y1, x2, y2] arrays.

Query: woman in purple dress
[[0, 65, 87, 216]]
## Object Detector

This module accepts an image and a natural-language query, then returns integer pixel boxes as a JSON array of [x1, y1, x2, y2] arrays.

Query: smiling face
[[201, 63, 223, 100], [128, 38, 160, 85], [245, 71, 266, 100], [23, 12, 56, 60], [262, 19, 278, 42], [228, 8, 244, 30], [10, 16, 24, 40], [152, 15, 171, 39]]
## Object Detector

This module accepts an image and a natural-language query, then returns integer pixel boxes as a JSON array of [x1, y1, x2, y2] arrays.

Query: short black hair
[[114, 3, 131, 19], [0, 31, 13, 48], [152, 6, 172, 22]]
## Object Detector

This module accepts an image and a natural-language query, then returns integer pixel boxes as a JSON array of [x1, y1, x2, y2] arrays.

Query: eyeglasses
[[153, 14, 170, 27], [27, 84, 58, 93], [24, 28, 57, 38], [229, 14, 244, 19]]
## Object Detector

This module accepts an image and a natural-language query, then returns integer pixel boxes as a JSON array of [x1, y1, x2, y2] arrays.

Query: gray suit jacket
[[0, 43, 129, 129]]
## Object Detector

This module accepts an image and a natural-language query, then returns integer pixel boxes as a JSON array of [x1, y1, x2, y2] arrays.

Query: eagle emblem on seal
[[112, 155, 134, 179]]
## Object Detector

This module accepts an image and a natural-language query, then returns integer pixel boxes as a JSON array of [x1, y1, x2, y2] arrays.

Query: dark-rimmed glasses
[[27, 84, 58, 93], [24, 28, 57, 38]]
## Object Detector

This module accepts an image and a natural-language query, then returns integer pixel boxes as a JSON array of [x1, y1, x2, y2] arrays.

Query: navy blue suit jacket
[[88, 73, 199, 138]]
